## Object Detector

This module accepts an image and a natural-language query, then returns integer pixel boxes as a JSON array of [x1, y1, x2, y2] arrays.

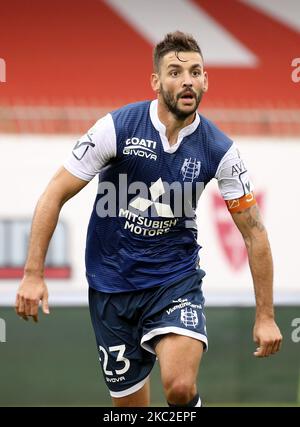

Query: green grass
[[1, 306, 299, 407]]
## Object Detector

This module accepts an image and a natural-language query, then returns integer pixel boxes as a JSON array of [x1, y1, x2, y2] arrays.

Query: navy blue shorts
[[88, 269, 207, 398]]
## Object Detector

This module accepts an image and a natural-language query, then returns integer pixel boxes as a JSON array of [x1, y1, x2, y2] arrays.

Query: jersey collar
[[150, 99, 200, 153]]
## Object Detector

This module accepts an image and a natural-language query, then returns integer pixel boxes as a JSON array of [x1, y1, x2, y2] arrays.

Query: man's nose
[[182, 72, 193, 87]]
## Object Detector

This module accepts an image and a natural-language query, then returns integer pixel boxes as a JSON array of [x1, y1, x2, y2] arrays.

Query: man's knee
[[163, 377, 196, 404]]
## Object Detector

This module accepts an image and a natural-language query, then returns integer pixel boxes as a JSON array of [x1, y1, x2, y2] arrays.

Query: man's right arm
[[15, 166, 89, 322]]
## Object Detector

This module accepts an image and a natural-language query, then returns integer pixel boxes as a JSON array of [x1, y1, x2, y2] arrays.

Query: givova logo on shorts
[[119, 178, 178, 237]]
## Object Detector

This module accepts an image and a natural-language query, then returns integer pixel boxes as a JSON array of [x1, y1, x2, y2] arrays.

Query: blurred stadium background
[[0, 0, 299, 407]]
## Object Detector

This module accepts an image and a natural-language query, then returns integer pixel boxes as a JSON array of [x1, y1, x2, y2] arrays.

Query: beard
[[160, 84, 204, 120]]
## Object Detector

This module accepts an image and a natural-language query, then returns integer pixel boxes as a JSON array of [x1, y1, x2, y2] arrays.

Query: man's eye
[[170, 71, 179, 77], [193, 71, 201, 77]]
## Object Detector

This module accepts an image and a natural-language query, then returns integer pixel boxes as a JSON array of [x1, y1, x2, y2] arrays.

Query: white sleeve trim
[[63, 113, 116, 181], [215, 143, 254, 200]]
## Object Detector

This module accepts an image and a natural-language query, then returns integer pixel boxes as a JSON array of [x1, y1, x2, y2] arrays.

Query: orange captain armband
[[225, 192, 257, 213]]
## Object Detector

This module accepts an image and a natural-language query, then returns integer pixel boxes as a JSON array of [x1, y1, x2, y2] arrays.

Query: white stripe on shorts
[[108, 374, 150, 398], [141, 326, 208, 355]]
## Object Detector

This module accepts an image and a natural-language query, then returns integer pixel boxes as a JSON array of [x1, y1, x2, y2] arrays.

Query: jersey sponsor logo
[[212, 192, 264, 270], [97, 174, 204, 224], [119, 209, 178, 237], [129, 178, 174, 218], [181, 158, 201, 182], [115, 177, 206, 236], [118, 178, 179, 237], [180, 307, 199, 328], [123, 137, 157, 161], [72, 133, 95, 160]]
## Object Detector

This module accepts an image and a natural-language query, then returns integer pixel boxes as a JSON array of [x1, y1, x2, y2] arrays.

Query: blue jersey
[[64, 100, 253, 292]]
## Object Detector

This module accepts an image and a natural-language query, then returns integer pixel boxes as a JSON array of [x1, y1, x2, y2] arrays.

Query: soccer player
[[15, 31, 282, 407]]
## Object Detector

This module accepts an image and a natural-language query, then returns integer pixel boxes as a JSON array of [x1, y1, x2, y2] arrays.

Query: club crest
[[181, 158, 201, 182]]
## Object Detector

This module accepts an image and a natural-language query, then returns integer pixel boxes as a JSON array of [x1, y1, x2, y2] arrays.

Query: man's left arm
[[230, 202, 283, 357]]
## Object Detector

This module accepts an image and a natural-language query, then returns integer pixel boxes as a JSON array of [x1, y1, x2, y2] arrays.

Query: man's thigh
[[155, 333, 204, 384], [88, 287, 156, 399]]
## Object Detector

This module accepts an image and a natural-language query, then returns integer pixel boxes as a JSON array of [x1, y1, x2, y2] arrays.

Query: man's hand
[[14, 168, 87, 323], [15, 275, 50, 322], [253, 318, 282, 357]]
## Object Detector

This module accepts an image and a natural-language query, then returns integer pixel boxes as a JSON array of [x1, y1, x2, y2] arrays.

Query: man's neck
[[157, 100, 196, 146]]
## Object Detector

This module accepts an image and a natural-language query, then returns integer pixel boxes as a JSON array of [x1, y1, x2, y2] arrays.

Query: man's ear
[[151, 73, 160, 93], [203, 71, 208, 93]]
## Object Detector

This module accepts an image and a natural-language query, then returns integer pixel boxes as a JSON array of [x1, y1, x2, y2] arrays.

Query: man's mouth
[[179, 91, 195, 100]]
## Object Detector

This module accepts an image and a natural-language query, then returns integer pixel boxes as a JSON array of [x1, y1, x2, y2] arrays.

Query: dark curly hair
[[153, 31, 203, 72]]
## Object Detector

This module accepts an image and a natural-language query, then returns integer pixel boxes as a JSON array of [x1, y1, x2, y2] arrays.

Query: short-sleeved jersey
[[64, 100, 253, 292]]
